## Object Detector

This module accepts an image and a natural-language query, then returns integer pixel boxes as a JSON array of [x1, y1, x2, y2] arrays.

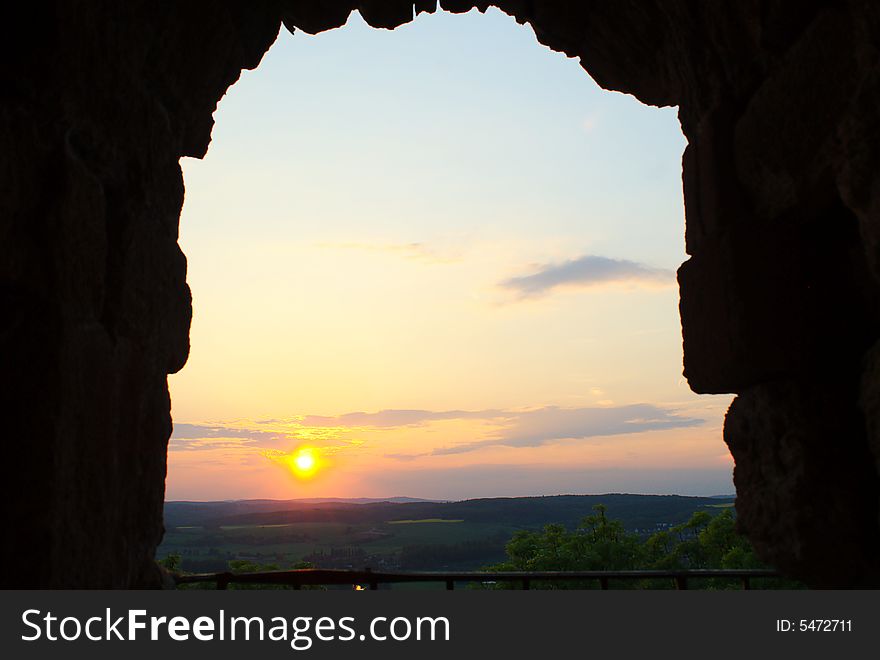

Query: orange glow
[[286, 448, 320, 479]]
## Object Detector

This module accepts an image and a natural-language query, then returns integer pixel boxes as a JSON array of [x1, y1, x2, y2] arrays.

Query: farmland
[[158, 494, 735, 574]]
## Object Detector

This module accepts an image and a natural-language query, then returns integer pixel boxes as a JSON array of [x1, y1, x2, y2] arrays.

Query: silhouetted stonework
[[3, 1, 880, 587]]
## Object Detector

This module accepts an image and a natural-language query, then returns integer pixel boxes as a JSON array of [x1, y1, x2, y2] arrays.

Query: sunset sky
[[167, 8, 734, 501]]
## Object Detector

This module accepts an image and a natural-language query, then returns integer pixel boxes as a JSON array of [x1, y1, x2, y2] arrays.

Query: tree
[[489, 505, 645, 587], [158, 553, 182, 572], [487, 504, 790, 589]]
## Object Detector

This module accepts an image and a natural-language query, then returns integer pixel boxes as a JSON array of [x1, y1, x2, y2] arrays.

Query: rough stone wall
[[2, 0, 880, 587]]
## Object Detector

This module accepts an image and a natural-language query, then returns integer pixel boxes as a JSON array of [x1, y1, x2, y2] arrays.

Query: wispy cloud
[[382, 452, 425, 462], [172, 404, 702, 459], [169, 423, 281, 451], [317, 241, 461, 264], [430, 404, 703, 455], [299, 409, 507, 428], [501, 255, 674, 299], [170, 423, 277, 441], [169, 422, 361, 452]]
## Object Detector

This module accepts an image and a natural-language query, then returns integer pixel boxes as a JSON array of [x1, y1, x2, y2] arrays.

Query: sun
[[263, 447, 326, 481], [287, 448, 319, 479], [294, 452, 315, 472]]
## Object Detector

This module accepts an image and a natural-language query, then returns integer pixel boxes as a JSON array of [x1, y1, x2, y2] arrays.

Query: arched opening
[[161, 7, 735, 574]]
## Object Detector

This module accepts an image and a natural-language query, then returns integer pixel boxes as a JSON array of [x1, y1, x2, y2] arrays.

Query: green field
[[158, 520, 517, 573]]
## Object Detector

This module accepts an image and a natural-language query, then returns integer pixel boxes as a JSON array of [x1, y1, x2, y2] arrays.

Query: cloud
[[318, 241, 461, 264], [171, 423, 276, 440], [299, 409, 507, 428], [172, 404, 702, 457], [170, 421, 366, 456], [169, 423, 281, 451], [382, 452, 428, 462], [430, 404, 703, 455], [501, 255, 674, 299], [170, 422, 359, 451]]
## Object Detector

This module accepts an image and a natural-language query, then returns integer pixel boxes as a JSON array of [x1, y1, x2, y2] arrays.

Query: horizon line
[[164, 491, 738, 504]]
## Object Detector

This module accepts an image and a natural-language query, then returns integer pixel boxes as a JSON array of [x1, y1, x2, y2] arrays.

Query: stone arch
[[3, 0, 880, 587]]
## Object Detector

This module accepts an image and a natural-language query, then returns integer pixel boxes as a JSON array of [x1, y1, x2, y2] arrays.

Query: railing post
[[741, 576, 751, 590], [522, 578, 530, 590], [217, 573, 231, 590], [599, 577, 609, 590], [674, 576, 687, 590], [446, 580, 454, 590]]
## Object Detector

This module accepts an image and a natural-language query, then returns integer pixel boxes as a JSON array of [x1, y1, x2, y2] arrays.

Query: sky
[[167, 7, 735, 501]]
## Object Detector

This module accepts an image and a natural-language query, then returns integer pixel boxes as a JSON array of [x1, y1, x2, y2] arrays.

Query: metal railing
[[175, 568, 781, 590]]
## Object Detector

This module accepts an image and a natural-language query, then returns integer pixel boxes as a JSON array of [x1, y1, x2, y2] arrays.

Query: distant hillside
[[164, 497, 437, 528], [164, 494, 735, 532], [289, 497, 440, 505]]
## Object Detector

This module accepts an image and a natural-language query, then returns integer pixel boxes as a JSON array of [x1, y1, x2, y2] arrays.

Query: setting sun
[[288, 448, 319, 479], [294, 451, 315, 472], [260, 447, 326, 481]]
